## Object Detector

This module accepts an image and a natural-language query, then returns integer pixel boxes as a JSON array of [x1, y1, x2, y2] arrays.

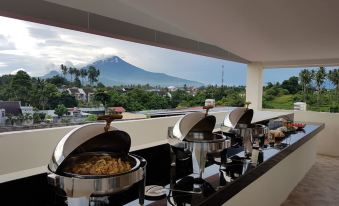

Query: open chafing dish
[[47, 115, 147, 206], [169, 107, 230, 179], [222, 107, 269, 156]]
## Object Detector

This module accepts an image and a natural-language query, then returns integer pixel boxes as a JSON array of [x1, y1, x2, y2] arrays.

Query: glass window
[[0, 16, 246, 132]]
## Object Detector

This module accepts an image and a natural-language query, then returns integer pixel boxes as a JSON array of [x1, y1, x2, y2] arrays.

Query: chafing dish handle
[[139, 159, 147, 206], [97, 114, 123, 132], [47, 173, 60, 187], [203, 105, 214, 117]]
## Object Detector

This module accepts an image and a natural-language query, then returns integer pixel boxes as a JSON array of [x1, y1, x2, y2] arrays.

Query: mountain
[[42, 56, 203, 87], [41, 70, 60, 79]]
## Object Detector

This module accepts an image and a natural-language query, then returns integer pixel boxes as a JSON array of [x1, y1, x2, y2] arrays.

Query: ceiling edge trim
[[264, 58, 339, 68], [0, 0, 249, 64]]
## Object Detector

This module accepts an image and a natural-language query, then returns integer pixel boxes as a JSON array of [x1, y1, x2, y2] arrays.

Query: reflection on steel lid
[[223, 108, 253, 128], [172, 112, 216, 141]]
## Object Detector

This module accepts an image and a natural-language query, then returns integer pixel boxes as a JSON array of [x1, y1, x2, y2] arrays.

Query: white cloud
[[10, 68, 31, 75], [0, 62, 7, 67]]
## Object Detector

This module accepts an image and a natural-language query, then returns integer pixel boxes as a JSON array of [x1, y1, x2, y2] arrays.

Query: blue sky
[[263, 68, 303, 84], [0, 16, 330, 86]]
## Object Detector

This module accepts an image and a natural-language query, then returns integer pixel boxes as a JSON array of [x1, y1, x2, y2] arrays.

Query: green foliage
[[54, 104, 68, 117], [94, 89, 110, 107], [217, 94, 245, 107], [31, 79, 59, 110], [263, 95, 294, 110], [33, 112, 46, 124], [97, 82, 105, 88], [73, 76, 81, 87], [46, 115, 53, 120], [328, 69, 339, 105], [46, 75, 69, 87], [80, 69, 88, 85], [60, 117, 71, 124], [281, 76, 300, 94], [60, 64, 68, 77], [10, 70, 32, 104], [264, 68, 339, 112], [1, 64, 338, 115], [6, 113, 15, 126], [48, 92, 78, 109], [85, 114, 97, 122], [299, 69, 313, 102], [24, 113, 33, 120], [88, 66, 100, 85]]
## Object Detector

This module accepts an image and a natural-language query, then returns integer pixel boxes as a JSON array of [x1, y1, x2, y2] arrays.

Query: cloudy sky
[[0, 16, 321, 86]]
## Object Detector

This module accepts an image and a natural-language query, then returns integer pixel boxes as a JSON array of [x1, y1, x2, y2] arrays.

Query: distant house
[[66, 87, 87, 102], [86, 92, 94, 102], [108, 107, 126, 114], [147, 88, 161, 94], [187, 87, 198, 96], [79, 107, 105, 115], [67, 107, 82, 117], [21, 106, 34, 116], [0, 101, 22, 116], [168, 86, 177, 92], [121, 87, 133, 93], [39, 110, 58, 118]]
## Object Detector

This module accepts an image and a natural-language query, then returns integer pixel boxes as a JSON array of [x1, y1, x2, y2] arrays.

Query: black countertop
[[131, 123, 324, 206], [0, 123, 324, 206]]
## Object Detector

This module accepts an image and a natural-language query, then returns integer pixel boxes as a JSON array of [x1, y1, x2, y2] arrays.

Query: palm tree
[[74, 68, 80, 80], [68, 67, 76, 82], [60, 64, 68, 78], [299, 69, 313, 102], [314, 67, 326, 105], [88, 66, 100, 86], [74, 68, 81, 87], [328, 69, 339, 105], [80, 69, 88, 85]]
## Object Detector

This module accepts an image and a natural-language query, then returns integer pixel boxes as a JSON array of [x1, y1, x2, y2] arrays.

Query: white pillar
[[246, 63, 263, 110]]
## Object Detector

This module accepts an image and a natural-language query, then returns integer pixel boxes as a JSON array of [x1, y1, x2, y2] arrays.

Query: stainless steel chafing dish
[[222, 107, 269, 156], [47, 115, 147, 206], [169, 107, 230, 179]]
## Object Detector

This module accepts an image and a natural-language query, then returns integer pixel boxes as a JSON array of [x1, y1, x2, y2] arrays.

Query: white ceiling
[[46, 0, 339, 67]]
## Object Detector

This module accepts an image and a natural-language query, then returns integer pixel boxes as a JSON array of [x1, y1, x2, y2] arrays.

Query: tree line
[[0, 68, 246, 116], [60, 64, 100, 86], [0, 70, 78, 110], [93, 85, 246, 112], [3, 65, 336, 119]]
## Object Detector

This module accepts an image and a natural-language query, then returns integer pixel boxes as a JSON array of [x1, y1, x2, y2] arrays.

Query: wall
[[294, 111, 339, 157], [0, 116, 180, 183], [223, 135, 317, 206], [263, 109, 339, 157]]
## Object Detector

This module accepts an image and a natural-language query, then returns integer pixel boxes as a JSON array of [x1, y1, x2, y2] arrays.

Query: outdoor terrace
[[0, 0, 338, 205]]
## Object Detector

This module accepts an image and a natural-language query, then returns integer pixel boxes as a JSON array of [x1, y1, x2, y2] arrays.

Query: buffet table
[[0, 116, 324, 206], [124, 123, 324, 206]]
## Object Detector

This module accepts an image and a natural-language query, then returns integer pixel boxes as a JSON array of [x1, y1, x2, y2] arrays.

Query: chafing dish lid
[[49, 123, 131, 172], [172, 112, 216, 141], [223, 107, 253, 129]]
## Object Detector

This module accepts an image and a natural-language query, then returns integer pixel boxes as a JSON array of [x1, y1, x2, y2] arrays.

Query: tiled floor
[[281, 155, 339, 206]]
